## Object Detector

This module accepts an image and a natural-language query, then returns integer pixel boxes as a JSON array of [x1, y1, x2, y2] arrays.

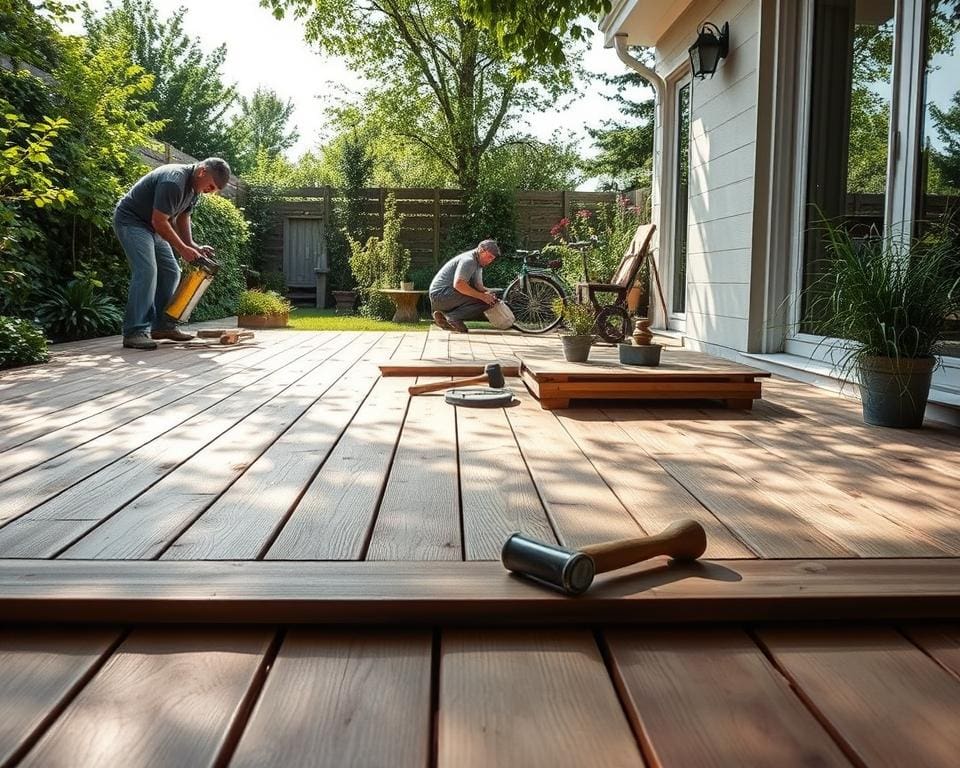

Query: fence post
[[561, 190, 569, 220], [380, 188, 386, 234], [433, 189, 441, 265]]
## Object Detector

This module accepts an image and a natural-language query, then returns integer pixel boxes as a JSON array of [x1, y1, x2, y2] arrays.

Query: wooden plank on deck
[[3, 558, 959, 624], [438, 630, 644, 768], [0, 628, 120, 766], [229, 631, 432, 768], [604, 628, 849, 767], [16, 628, 274, 768], [758, 626, 960, 768]]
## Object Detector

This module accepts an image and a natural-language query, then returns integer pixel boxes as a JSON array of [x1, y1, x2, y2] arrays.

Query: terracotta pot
[[331, 290, 357, 314], [237, 312, 289, 329]]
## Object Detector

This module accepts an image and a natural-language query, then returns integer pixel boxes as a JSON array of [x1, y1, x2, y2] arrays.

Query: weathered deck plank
[[604, 628, 850, 767], [438, 630, 644, 768], [758, 626, 960, 768], [229, 631, 432, 768]]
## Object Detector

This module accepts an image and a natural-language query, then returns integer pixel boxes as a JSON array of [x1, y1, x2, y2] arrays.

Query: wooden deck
[[2, 327, 959, 766]]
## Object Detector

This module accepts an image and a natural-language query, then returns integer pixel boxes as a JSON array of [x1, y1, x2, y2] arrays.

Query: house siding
[[650, 0, 763, 353]]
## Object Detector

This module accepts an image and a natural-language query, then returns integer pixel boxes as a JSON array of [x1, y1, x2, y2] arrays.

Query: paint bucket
[[484, 300, 515, 330]]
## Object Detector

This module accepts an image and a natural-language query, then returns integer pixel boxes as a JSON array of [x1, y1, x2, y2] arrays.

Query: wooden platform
[[520, 351, 771, 409], [2, 326, 960, 766]]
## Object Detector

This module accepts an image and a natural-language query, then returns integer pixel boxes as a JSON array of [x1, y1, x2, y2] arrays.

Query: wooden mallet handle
[[408, 373, 488, 396], [581, 519, 707, 574]]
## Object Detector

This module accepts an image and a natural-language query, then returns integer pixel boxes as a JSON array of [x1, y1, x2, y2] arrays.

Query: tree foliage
[[461, 0, 609, 70], [231, 87, 299, 173], [262, 0, 579, 193], [83, 0, 245, 167]]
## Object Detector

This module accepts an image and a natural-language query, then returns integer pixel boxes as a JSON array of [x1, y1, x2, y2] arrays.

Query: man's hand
[[195, 244, 216, 258], [180, 246, 202, 263], [480, 291, 497, 306]]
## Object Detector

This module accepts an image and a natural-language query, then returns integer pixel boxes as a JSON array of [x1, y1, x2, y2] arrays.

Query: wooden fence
[[255, 187, 646, 275]]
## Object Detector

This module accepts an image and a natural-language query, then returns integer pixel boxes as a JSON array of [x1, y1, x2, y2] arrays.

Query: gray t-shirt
[[114, 163, 198, 229], [429, 249, 482, 298]]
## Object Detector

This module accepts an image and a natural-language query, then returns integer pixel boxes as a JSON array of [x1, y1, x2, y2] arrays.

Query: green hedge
[[0, 315, 49, 369], [189, 195, 250, 321]]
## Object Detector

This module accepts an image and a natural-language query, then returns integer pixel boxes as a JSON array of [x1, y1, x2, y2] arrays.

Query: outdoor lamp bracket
[[688, 21, 729, 79]]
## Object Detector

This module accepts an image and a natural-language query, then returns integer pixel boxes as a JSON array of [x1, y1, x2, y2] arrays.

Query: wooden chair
[[575, 224, 656, 343]]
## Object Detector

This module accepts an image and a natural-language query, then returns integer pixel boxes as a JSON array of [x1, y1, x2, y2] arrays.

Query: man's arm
[[454, 277, 496, 305], [172, 212, 215, 258], [151, 209, 201, 263]]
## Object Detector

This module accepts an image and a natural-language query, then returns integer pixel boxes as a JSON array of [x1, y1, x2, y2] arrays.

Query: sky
[[61, 0, 650, 172]]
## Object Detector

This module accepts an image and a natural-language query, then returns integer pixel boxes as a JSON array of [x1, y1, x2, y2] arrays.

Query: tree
[[461, 0, 609, 69], [481, 136, 581, 190], [83, 0, 244, 166], [232, 87, 299, 172], [931, 91, 960, 191], [583, 65, 654, 190], [262, 0, 580, 193], [0, 0, 69, 69]]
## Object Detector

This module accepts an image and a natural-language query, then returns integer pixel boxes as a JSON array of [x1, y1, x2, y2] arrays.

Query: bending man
[[113, 157, 230, 350], [429, 238, 500, 333]]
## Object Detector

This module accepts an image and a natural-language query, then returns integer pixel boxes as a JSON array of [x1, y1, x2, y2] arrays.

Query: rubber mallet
[[408, 362, 504, 396], [501, 519, 707, 595]]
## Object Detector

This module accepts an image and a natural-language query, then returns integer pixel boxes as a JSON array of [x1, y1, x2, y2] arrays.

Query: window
[[673, 80, 691, 314]]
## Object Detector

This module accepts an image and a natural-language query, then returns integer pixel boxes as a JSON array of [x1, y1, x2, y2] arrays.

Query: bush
[[34, 273, 122, 340], [0, 315, 49, 369], [348, 193, 411, 320], [260, 269, 287, 295], [190, 195, 250, 321], [446, 185, 517, 256], [237, 289, 291, 316]]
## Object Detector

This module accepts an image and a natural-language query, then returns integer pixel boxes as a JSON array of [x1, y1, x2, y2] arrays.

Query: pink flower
[[576, 209, 592, 219]]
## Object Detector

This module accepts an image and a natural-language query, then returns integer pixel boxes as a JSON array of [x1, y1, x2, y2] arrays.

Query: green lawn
[[286, 309, 430, 331], [285, 309, 490, 332]]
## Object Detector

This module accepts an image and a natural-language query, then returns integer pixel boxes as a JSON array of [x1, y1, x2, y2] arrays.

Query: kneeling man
[[429, 238, 500, 333]]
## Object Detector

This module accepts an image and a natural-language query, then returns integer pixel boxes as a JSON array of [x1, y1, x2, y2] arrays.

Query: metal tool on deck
[[444, 387, 515, 408], [196, 328, 256, 345], [164, 255, 220, 324], [408, 362, 505, 396], [501, 520, 707, 595]]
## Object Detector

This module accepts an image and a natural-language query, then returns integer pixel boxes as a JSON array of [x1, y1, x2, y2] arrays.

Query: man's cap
[[478, 239, 500, 257]]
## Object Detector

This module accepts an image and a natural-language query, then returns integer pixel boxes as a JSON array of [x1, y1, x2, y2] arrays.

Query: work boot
[[432, 310, 453, 331], [123, 332, 158, 350], [448, 318, 469, 334], [151, 326, 195, 341]]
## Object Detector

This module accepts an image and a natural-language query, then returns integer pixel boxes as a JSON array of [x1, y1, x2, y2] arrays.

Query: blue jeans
[[114, 218, 181, 336]]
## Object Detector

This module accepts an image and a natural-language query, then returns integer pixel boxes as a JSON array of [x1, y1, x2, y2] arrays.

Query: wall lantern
[[688, 22, 729, 79]]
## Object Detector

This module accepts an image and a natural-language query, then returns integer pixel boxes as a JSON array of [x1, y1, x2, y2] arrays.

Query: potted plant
[[804, 219, 959, 428], [553, 298, 596, 362], [331, 289, 357, 314], [237, 289, 291, 329]]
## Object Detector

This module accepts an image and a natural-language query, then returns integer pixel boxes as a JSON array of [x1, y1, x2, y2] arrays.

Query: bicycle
[[502, 241, 593, 334]]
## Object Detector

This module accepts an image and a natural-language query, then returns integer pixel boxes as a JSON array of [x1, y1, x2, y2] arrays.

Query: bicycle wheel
[[503, 275, 565, 333], [595, 305, 630, 344]]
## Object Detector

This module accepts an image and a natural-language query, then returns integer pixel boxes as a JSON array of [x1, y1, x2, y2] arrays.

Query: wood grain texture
[[506, 386, 643, 547], [438, 630, 644, 768], [230, 631, 432, 768], [267, 376, 411, 560], [0, 628, 120, 765], [604, 627, 849, 768], [758, 626, 960, 768], [557, 410, 754, 558], [365, 378, 461, 561], [17, 628, 273, 768], [901, 623, 960, 680], [2, 558, 958, 624], [457, 401, 555, 560], [61, 334, 385, 559]]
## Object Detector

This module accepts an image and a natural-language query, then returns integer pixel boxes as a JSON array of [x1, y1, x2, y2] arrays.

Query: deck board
[[438, 630, 644, 767], [229, 631, 432, 768], [604, 628, 850, 767], [757, 626, 960, 768], [15, 628, 274, 768]]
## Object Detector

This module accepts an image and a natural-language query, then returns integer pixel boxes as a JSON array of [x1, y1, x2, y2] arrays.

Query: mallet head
[[484, 362, 504, 388], [501, 533, 596, 595]]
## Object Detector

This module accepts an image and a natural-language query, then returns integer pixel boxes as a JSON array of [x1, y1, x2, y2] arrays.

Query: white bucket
[[484, 300, 515, 330]]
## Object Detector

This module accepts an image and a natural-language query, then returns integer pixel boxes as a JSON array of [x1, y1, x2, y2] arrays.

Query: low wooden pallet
[[519, 352, 771, 410]]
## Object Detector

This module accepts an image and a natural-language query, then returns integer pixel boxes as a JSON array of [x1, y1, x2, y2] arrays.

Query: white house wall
[[651, 0, 763, 354]]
